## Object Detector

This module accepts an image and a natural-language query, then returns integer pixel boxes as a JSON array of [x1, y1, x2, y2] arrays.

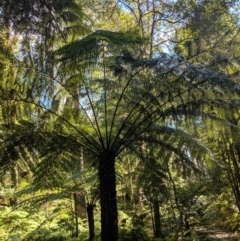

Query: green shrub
[[119, 228, 150, 241]]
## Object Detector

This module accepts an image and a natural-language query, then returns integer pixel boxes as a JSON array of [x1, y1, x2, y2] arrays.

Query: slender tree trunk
[[153, 198, 163, 238], [150, 198, 155, 236], [232, 143, 240, 210], [78, 148, 87, 219], [99, 150, 118, 241], [87, 203, 95, 241], [9, 165, 18, 206], [10, 165, 18, 188], [227, 118, 240, 211], [224, 143, 240, 211], [73, 193, 79, 238], [127, 157, 133, 200], [184, 215, 191, 239]]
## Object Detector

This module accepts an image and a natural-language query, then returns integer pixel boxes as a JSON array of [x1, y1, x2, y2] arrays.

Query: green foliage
[[175, 0, 240, 72], [23, 231, 78, 241], [203, 190, 240, 232], [119, 228, 150, 241], [0, 1, 240, 241], [0, 0, 88, 37], [55, 30, 144, 65]]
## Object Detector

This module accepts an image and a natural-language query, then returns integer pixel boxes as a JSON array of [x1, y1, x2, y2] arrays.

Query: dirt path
[[195, 226, 240, 240]]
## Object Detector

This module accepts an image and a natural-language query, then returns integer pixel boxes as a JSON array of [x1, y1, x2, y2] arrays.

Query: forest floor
[[194, 226, 240, 240]]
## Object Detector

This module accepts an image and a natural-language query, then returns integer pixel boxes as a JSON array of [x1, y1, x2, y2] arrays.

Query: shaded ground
[[195, 226, 240, 241]]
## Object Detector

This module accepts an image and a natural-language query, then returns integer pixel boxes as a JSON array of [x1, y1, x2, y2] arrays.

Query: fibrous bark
[[99, 149, 118, 241]]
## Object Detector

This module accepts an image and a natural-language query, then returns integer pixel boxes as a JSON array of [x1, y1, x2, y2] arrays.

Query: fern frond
[[55, 30, 144, 64]]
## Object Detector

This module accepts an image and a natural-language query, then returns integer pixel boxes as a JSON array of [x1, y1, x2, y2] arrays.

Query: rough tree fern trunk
[[99, 150, 118, 241], [87, 203, 95, 241]]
